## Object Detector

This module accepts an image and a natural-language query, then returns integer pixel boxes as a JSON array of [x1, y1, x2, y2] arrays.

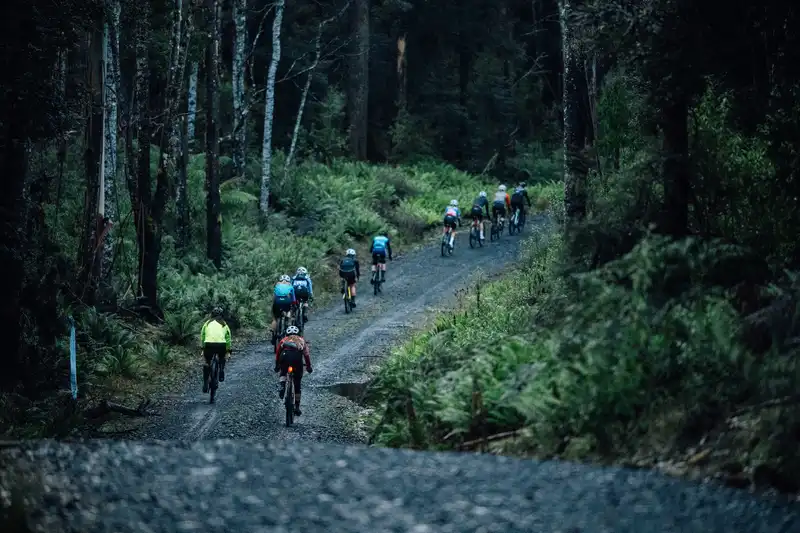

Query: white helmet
[[346, 248, 356, 256], [479, 191, 487, 198], [279, 274, 291, 282], [499, 184, 507, 192], [450, 199, 458, 207], [286, 325, 300, 335], [296, 266, 308, 276]]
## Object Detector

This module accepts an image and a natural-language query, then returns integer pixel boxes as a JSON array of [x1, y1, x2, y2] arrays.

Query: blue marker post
[[68, 316, 78, 399]]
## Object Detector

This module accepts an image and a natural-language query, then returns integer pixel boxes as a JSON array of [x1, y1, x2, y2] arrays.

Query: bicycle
[[276, 308, 293, 342], [205, 350, 225, 404], [371, 269, 383, 295], [294, 301, 308, 334], [284, 365, 296, 426], [469, 218, 484, 248], [342, 278, 354, 313], [490, 213, 504, 241], [509, 207, 522, 235], [441, 226, 454, 256]]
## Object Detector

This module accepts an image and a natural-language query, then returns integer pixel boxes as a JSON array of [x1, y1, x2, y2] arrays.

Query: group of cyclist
[[199, 181, 531, 418], [468, 181, 532, 240]]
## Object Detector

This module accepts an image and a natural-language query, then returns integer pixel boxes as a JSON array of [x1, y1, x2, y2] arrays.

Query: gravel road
[[2, 440, 798, 532], [132, 220, 526, 444], [3, 217, 799, 532]]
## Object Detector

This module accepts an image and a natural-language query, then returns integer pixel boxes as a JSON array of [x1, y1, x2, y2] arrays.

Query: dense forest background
[[3, 0, 800, 491]]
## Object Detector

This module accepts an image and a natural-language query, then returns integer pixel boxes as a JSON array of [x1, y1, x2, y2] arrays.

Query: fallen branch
[[456, 430, 520, 451], [729, 394, 800, 418], [84, 398, 156, 419]]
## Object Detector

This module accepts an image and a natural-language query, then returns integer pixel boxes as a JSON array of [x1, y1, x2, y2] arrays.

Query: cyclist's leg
[[378, 252, 386, 281], [370, 253, 379, 283], [201, 344, 213, 392], [213, 343, 227, 382], [293, 366, 304, 414], [348, 273, 357, 306], [277, 351, 288, 398]]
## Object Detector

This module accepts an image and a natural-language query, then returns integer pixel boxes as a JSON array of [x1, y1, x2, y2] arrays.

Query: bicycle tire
[[374, 274, 379, 295], [285, 372, 294, 427], [469, 229, 476, 248], [343, 282, 351, 314], [209, 356, 219, 404]]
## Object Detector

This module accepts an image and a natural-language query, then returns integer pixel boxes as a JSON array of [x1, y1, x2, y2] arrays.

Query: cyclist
[[274, 325, 312, 416], [291, 267, 313, 323], [370, 232, 392, 284], [470, 191, 490, 240], [338, 248, 360, 307], [200, 306, 231, 393], [510, 182, 532, 226], [270, 274, 296, 345], [492, 184, 511, 225], [443, 199, 461, 248]]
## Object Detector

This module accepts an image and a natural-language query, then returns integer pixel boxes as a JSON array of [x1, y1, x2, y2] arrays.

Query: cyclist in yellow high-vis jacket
[[201, 306, 232, 393]]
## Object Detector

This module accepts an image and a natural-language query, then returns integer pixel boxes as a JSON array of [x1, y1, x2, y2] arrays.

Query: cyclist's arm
[[275, 339, 283, 363], [387, 241, 392, 260], [505, 193, 511, 210], [302, 342, 311, 368], [483, 201, 490, 218], [200, 320, 208, 345], [308, 278, 313, 298], [355, 261, 361, 278], [224, 325, 231, 352]]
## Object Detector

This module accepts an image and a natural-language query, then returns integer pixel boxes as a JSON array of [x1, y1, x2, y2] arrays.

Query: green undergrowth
[[4, 154, 529, 437], [365, 213, 800, 492]]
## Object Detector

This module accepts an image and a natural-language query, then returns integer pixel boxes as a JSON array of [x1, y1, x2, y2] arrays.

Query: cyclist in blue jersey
[[270, 274, 296, 345], [370, 232, 392, 284], [291, 267, 313, 323], [443, 199, 461, 248]]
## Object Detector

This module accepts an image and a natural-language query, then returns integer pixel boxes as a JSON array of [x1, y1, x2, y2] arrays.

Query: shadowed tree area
[[1, 0, 800, 497]]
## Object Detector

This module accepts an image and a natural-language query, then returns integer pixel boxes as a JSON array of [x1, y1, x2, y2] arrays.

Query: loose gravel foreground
[[2, 218, 799, 532]]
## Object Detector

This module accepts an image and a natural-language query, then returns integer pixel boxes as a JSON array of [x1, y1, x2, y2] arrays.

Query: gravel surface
[[132, 220, 528, 444], [4, 217, 798, 532], [2, 440, 798, 532]]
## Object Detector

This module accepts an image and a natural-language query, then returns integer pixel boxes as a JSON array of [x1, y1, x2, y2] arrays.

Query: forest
[[2, 0, 800, 493]]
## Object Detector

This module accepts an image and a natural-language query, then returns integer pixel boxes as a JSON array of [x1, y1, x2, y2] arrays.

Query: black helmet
[[211, 306, 223, 317]]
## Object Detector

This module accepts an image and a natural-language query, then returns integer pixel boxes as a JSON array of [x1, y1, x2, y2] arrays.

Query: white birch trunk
[[232, 0, 247, 179], [259, 0, 284, 217], [285, 23, 325, 172], [101, 0, 121, 286], [187, 61, 199, 146]]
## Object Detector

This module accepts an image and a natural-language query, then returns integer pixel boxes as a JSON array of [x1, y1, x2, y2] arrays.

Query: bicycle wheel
[[284, 370, 294, 427], [209, 355, 219, 404], [441, 234, 447, 256], [343, 283, 351, 314], [469, 228, 476, 248], [374, 273, 379, 295]]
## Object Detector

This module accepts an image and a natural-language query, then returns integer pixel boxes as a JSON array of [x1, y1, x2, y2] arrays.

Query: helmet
[[296, 266, 308, 276], [285, 325, 300, 335], [346, 248, 356, 257], [450, 199, 458, 207], [279, 274, 291, 282], [479, 191, 487, 198], [520, 181, 527, 188], [211, 306, 223, 317], [499, 185, 507, 192]]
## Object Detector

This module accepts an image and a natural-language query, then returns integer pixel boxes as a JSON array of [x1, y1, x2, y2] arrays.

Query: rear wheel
[[343, 282, 351, 314], [441, 233, 448, 256], [469, 228, 477, 248], [209, 356, 219, 404], [284, 374, 294, 427]]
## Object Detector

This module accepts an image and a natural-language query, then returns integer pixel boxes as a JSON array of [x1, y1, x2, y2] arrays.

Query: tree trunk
[[560, 0, 587, 224], [660, 95, 690, 238], [231, 0, 247, 180], [259, 0, 284, 217], [79, 25, 105, 304], [347, 0, 369, 160], [285, 19, 327, 172], [54, 50, 68, 225], [176, 95, 191, 250], [396, 34, 407, 111], [206, 0, 222, 267], [100, 0, 121, 300], [187, 61, 199, 147]]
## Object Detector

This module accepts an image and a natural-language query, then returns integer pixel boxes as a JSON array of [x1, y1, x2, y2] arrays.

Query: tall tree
[[206, 0, 222, 267], [258, 0, 285, 218], [348, 0, 369, 160], [231, 0, 247, 180], [100, 0, 121, 298], [560, 0, 587, 223]]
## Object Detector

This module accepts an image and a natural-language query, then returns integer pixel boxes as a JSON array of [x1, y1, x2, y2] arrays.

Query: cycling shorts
[[202, 342, 227, 365], [443, 215, 458, 229], [372, 252, 386, 265], [470, 206, 484, 219], [339, 270, 356, 283], [278, 349, 304, 393], [492, 202, 506, 217], [272, 298, 293, 319]]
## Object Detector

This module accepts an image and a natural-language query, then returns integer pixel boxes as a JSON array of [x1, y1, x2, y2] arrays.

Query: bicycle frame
[[285, 366, 295, 426]]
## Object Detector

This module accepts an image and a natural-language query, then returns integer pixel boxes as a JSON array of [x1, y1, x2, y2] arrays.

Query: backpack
[[293, 277, 310, 298], [340, 257, 356, 272]]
